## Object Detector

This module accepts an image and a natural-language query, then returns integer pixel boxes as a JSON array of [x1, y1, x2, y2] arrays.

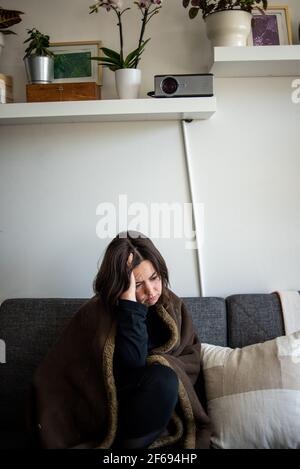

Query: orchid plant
[[89, 0, 163, 71]]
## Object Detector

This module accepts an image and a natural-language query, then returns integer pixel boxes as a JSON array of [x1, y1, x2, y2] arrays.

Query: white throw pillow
[[200, 331, 300, 449]]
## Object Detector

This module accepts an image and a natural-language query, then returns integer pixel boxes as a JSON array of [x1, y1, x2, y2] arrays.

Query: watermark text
[[96, 195, 205, 250], [0, 339, 6, 364], [291, 79, 300, 104]]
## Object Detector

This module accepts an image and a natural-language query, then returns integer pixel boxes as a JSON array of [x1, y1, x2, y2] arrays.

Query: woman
[[29, 232, 211, 449]]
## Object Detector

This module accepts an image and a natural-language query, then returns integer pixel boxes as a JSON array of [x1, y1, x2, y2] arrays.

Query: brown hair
[[93, 231, 170, 313]]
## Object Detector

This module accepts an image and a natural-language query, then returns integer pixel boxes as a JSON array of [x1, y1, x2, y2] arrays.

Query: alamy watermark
[[0, 339, 6, 364], [291, 79, 300, 104], [96, 195, 205, 250]]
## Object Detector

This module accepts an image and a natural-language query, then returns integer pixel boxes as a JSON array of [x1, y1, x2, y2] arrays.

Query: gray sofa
[[0, 293, 285, 449]]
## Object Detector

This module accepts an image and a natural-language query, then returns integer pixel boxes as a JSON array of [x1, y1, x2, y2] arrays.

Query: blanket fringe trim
[[95, 322, 118, 449], [151, 304, 179, 354]]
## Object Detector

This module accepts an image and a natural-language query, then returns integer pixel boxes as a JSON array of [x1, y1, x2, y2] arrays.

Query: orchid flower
[[89, 0, 163, 70]]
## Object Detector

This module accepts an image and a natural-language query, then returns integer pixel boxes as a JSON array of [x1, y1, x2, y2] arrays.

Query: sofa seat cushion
[[200, 331, 300, 449]]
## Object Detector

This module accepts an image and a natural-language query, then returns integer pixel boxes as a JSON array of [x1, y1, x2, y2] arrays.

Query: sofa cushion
[[183, 297, 227, 346], [227, 294, 284, 348], [200, 332, 300, 449]]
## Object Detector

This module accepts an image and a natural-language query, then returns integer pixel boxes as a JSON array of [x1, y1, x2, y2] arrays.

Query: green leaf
[[124, 38, 151, 65], [123, 50, 139, 67], [0, 29, 17, 35], [189, 7, 199, 19], [126, 38, 151, 67], [91, 56, 121, 65], [100, 47, 121, 61]]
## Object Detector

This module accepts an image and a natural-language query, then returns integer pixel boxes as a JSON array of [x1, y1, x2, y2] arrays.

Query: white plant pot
[[205, 10, 252, 47], [115, 68, 141, 99], [0, 32, 4, 57]]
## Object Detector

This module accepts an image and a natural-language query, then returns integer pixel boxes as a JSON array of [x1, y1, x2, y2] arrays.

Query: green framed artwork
[[49, 41, 102, 85]]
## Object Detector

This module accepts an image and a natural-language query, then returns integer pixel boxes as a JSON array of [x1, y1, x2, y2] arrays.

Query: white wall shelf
[[0, 97, 216, 125], [210, 45, 300, 77]]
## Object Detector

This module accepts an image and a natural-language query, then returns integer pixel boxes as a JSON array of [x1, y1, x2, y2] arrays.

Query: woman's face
[[133, 260, 162, 306]]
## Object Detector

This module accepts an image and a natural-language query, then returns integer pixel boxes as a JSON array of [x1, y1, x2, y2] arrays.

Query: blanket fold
[[274, 290, 300, 335]]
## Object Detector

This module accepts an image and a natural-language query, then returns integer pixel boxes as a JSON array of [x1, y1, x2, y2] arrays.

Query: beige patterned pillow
[[200, 332, 300, 449]]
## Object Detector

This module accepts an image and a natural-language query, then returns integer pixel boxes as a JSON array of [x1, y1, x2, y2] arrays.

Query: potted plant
[[0, 6, 24, 56], [89, 1, 164, 99], [23, 28, 54, 84], [182, 0, 268, 47]]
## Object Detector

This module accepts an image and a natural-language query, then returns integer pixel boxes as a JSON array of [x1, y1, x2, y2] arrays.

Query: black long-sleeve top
[[113, 299, 170, 388]]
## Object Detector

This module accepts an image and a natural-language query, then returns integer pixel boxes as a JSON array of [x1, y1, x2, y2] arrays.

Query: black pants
[[114, 363, 179, 449]]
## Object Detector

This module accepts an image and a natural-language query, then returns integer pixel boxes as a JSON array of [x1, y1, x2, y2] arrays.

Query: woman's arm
[[114, 256, 149, 370], [114, 299, 148, 369]]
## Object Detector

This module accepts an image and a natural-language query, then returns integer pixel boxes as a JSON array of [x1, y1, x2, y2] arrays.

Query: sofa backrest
[[226, 293, 284, 348], [183, 297, 227, 346], [184, 294, 285, 348]]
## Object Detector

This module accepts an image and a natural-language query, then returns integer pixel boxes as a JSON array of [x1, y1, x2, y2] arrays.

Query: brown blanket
[[29, 290, 211, 449]]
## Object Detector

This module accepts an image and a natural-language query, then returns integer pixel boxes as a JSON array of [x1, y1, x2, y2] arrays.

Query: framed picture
[[48, 41, 102, 85], [248, 5, 292, 46]]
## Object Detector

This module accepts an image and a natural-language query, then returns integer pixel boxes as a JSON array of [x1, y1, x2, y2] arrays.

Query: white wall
[[1, 0, 300, 302], [190, 77, 300, 297]]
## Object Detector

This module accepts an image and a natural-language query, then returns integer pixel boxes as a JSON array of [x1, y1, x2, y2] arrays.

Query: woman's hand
[[120, 253, 137, 302]]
